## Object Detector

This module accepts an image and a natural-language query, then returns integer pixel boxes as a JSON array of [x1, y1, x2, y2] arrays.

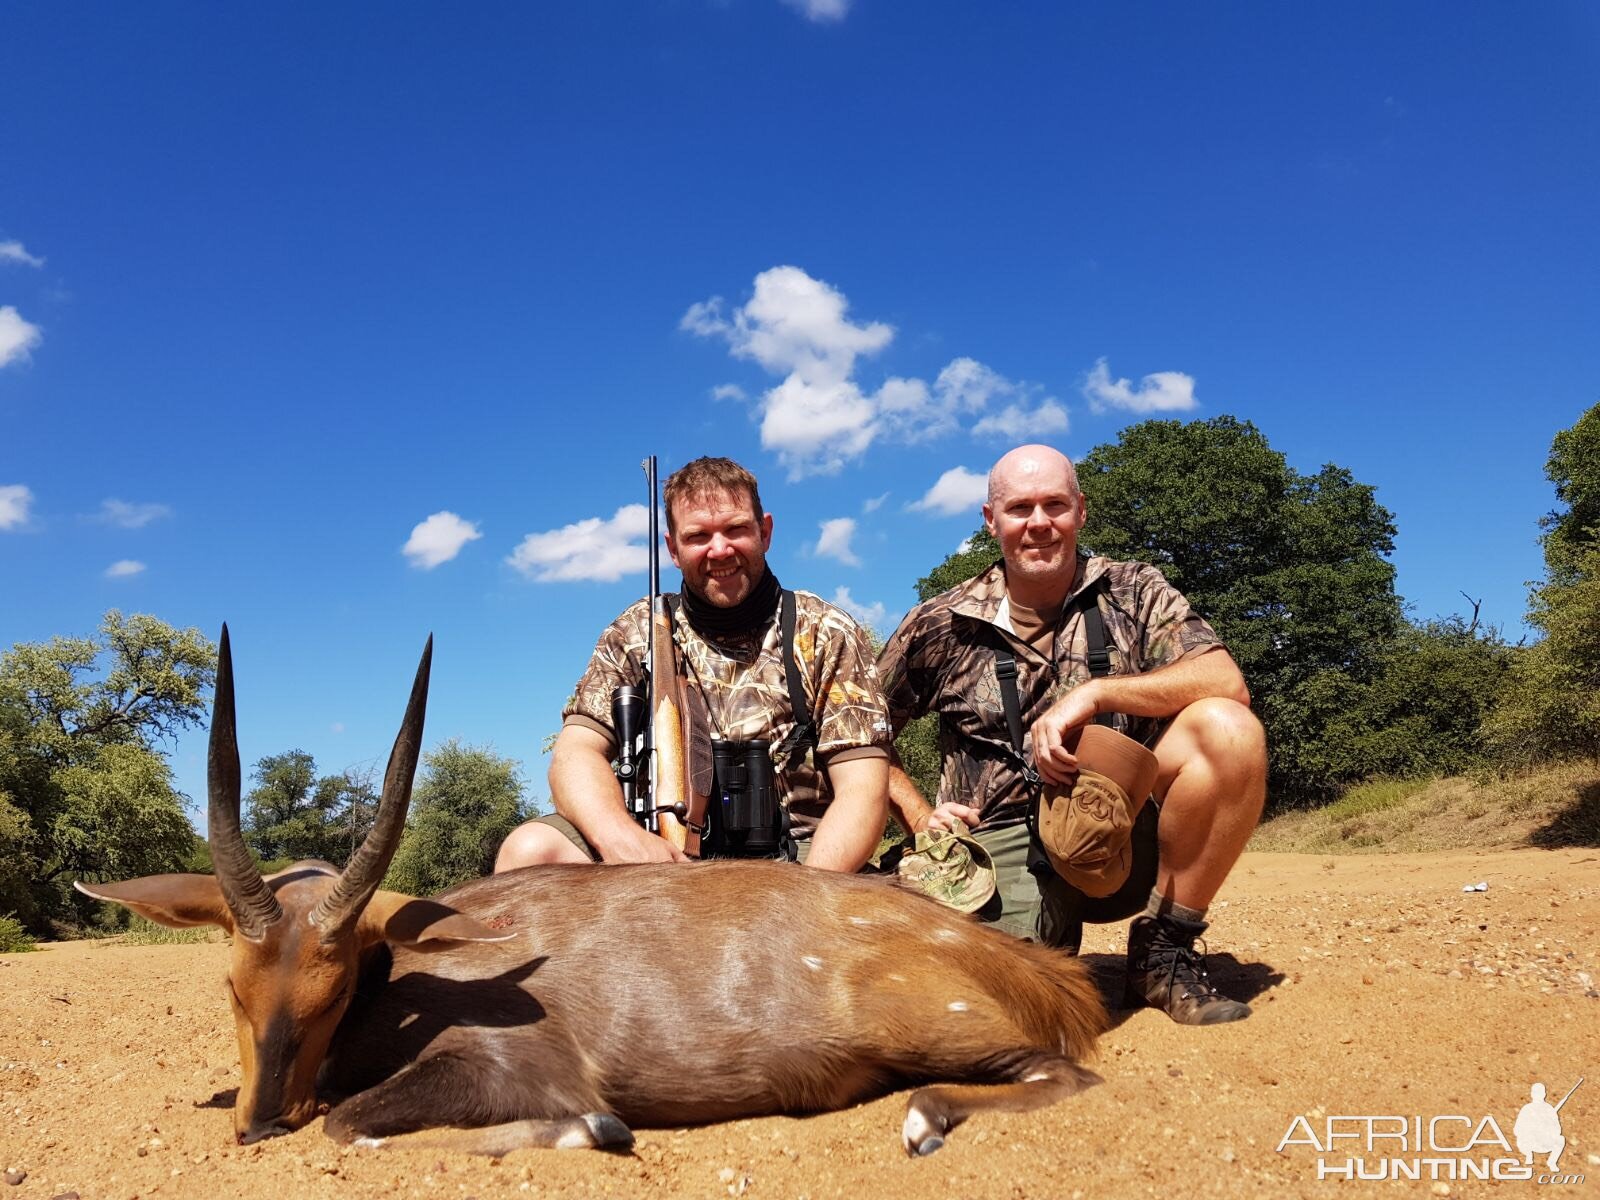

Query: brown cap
[[1034, 725, 1158, 898]]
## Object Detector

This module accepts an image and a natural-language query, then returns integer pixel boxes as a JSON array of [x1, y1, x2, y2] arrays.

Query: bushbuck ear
[[74, 876, 235, 932], [361, 891, 516, 949]]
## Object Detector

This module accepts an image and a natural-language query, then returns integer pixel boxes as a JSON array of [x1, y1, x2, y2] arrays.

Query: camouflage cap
[[897, 828, 997, 914]]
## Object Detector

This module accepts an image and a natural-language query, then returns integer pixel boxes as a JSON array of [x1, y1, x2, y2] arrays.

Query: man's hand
[[918, 802, 981, 834], [1029, 682, 1101, 786], [595, 820, 691, 864]]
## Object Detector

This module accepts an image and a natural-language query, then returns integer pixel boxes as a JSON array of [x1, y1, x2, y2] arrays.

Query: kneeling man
[[497, 456, 891, 873], [879, 445, 1266, 1024]]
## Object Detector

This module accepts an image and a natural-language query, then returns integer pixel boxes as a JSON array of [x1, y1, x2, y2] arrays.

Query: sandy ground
[[3, 847, 1597, 1200]]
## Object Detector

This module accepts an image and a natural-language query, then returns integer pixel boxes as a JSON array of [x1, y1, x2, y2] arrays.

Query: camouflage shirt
[[564, 591, 892, 836], [877, 554, 1224, 830]]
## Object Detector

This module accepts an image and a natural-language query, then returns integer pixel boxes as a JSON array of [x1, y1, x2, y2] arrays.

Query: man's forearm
[[887, 757, 934, 834], [550, 736, 637, 853], [1087, 647, 1250, 719]]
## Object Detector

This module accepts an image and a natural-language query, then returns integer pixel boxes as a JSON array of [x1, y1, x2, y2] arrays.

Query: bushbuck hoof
[[900, 1100, 951, 1157], [571, 1112, 634, 1151]]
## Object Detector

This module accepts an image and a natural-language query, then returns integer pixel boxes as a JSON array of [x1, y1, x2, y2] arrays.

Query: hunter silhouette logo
[[1516, 1078, 1581, 1172], [1276, 1077, 1586, 1184]]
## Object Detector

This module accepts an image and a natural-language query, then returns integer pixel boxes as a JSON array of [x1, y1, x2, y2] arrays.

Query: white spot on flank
[[849, 915, 871, 925], [887, 973, 906, 983], [1022, 1070, 1051, 1083], [947, 1000, 969, 1012], [803, 955, 824, 971], [935, 929, 960, 942]]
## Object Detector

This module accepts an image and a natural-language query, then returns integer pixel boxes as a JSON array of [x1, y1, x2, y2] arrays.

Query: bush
[[0, 912, 37, 953]]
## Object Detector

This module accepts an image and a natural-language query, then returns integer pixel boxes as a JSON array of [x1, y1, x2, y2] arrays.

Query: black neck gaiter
[[681, 566, 782, 639]]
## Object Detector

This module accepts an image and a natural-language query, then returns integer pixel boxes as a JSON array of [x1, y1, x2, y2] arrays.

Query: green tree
[[1485, 402, 1600, 766], [0, 612, 214, 934], [243, 751, 379, 867], [384, 741, 535, 896], [1541, 401, 1600, 571]]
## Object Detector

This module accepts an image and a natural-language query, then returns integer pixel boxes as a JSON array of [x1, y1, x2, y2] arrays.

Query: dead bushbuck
[[79, 628, 1106, 1156]]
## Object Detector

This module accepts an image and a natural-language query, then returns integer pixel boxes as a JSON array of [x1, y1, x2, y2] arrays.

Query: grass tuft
[[114, 916, 221, 946]]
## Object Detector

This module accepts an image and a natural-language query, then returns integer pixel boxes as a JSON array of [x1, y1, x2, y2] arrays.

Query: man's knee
[[1177, 697, 1266, 768], [494, 820, 582, 872]]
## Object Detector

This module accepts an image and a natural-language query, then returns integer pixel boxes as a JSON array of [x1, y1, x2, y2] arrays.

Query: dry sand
[[3, 847, 1597, 1199]]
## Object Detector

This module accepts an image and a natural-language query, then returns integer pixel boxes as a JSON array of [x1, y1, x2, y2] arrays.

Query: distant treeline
[[4, 405, 1597, 939]]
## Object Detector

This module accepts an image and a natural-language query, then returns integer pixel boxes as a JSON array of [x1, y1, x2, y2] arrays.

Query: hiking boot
[[1123, 913, 1251, 1025]]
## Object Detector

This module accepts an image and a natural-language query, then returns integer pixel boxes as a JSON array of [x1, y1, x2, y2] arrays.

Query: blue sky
[[3, 3, 1598, 816]]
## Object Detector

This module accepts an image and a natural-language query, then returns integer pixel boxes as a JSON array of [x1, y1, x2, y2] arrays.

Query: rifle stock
[[649, 597, 702, 856]]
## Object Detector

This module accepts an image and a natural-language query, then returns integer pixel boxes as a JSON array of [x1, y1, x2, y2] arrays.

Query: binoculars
[[706, 737, 786, 859]]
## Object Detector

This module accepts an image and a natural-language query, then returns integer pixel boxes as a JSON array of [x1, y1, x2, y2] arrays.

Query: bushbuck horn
[[310, 635, 432, 939], [207, 624, 283, 942]]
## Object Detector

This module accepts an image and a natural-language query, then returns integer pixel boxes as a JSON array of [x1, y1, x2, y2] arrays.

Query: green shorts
[[532, 813, 810, 864], [971, 799, 1160, 949]]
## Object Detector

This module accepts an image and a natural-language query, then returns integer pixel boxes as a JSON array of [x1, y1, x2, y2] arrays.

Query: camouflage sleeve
[[876, 606, 930, 734], [1128, 565, 1223, 672], [804, 600, 894, 757], [560, 600, 651, 741]]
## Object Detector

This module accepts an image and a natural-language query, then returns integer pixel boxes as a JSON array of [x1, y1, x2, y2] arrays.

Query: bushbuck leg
[[900, 1052, 1101, 1156], [323, 1050, 630, 1150]]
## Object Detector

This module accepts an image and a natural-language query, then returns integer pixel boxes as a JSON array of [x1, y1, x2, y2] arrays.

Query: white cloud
[[331, 722, 345, 734], [0, 241, 45, 269], [862, 491, 889, 513], [1082, 357, 1197, 414], [781, 0, 850, 21], [830, 586, 887, 633], [683, 266, 894, 478], [105, 559, 146, 579], [0, 484, 33, 530], [955, 536, 974, 554], [971, 399, 1070, 440], [98, 498, 172, 529], [685, 268, 1072, 476], [758, 376, 879, 475], [506, 503, 650, 582], [0, 306, 42, 369], [403, 511, 483, 569], [909, 466, 989, 517], [710, 383, 746, 402], [814, 517, 861, 566]]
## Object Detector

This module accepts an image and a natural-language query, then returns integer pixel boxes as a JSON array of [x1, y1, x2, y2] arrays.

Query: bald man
[[877, 445, 1266, 1025]]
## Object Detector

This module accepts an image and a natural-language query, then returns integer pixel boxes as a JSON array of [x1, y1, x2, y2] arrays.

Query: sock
[[1143, 888, 1207, 926]]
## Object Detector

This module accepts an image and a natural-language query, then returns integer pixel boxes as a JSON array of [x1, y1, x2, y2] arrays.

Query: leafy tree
[[1073, 418, 1402, 707], [384, 740, 535, 896], [1541, 401, 1600, 570], [0, 612, 214, 934], [1484, 402, 1600, 767], [243, 751, 379, 867]]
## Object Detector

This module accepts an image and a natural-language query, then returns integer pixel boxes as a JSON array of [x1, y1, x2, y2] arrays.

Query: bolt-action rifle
[[612, 456, 705, 855]]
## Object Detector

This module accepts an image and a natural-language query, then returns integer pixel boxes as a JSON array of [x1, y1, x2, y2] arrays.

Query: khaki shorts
[[533, 813, 810, 864], [971, 798, 1160, 949]]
